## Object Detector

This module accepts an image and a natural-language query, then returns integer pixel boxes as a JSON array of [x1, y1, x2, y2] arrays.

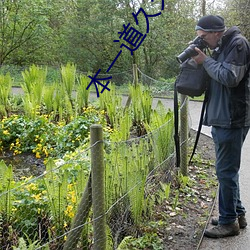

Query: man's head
[[195, 15, 225, 49]]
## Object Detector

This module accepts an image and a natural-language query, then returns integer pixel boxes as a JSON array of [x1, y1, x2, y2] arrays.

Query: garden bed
[[0, 130, 217, 249]]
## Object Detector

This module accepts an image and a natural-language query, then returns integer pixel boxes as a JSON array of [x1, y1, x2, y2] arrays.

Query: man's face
[[196, 30, 221, 49]]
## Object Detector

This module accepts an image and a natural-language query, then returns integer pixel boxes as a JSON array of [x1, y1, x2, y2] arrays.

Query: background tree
[[0, 0, 50, 65], [219, 0, 250, 39], [1, 0, 242, 83]]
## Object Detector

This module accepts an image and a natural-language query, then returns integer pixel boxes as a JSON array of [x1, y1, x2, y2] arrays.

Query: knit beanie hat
[[195, 15, 225, 32]]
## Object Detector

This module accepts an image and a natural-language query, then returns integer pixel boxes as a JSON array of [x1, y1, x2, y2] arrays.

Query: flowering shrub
[[0, 106, 105, 158]]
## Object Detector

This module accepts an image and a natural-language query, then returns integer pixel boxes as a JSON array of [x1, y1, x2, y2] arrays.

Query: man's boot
[[211, 214, 247, 229], [204, 222, 240, 238]]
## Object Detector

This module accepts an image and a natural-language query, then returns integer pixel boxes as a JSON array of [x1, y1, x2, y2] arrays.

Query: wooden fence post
[[125, 64, 138, 109], [91, 124, 106, 250], [133, 64, 138, 86]]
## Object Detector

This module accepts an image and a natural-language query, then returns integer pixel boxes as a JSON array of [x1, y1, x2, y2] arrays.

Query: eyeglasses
[[198, 32, 214, 40]]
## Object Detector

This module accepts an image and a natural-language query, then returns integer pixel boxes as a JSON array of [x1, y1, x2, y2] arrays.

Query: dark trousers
[[211, 126, 249, 225]]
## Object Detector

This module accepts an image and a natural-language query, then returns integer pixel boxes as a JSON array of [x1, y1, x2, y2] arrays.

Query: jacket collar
[[212, 26, 241, 58]]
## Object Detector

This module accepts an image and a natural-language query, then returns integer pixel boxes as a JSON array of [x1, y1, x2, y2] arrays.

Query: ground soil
[[158, 130, 217, 250]]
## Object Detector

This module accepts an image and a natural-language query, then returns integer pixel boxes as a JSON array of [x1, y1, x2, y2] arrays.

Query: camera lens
[[176, 44, 198, 63]]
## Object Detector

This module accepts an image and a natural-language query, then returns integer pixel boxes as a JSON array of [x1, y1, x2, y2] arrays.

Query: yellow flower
[[3, 130, 9, 135], [32, 193, 42, 201], [71, 195, 76, 204], [12, 207, 17, 212], [14, 149, 22, 155], [36, 152, 41, 159], [43, 147, 49, 157], [26, 183, 37, 191], [65, 205, 74, 218]]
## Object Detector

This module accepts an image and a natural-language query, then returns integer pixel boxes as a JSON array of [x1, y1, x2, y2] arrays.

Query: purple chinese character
[[87, 69, 111, 97]]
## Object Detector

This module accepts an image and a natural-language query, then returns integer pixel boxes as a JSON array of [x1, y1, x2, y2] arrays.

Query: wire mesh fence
[[0, 65, 191, 249], [0, 119, 189, 249]]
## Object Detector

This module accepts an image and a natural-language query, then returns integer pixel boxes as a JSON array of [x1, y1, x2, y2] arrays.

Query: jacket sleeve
[[203, 37, 250, 88]]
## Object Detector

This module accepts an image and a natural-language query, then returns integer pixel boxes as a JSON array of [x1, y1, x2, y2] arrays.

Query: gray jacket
[[203, 26, 250, 128]]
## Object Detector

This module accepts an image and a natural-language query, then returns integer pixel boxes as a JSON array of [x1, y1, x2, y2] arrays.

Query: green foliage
[[145, 100, 175, 163], [49, 63, 77, 122], [105, 136, 154, 227], [0, 0, 229, 81], [21, 65, 47, 118], [43, 85, 56, 113], [117, 233, 163, 250], [158, 182, 171, 203], [0, 161, 14, 222], [12, 176, 48, 240], [129, 84, 153, 128], [0, 0, 52, 65], [0, 108, 102, 158], [178, 172, 192, 189], [0, 73, 12, 116], [99, 83, 123, 128], [0, 75, 179, 248], [61, 63, 76, 101], [109, 109, 132, 141], [76, 74, 91, 111], [43, 159, 69, 230], [13, 235, 47, 250]]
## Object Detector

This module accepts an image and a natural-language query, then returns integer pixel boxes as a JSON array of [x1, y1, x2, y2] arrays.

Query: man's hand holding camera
[[176, 36, 208, 64], [192, 47, 207, 64]]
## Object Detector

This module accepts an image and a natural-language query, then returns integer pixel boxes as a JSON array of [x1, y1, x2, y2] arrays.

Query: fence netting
[[0, 118, 182, 249], [0, 67, 194, 249]]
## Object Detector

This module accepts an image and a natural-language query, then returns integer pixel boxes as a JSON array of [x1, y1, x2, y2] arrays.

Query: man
[[192, 15, 250, 238]]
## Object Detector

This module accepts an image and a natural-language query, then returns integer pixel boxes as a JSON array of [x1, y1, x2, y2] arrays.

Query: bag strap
[[188, 91, 208, 164], [174, 80, 208, 168], [174, 80, 180, 168]]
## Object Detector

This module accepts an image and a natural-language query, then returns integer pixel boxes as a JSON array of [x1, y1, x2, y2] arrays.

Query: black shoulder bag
[[174, 58, 210, 168], [175, 58, 208, 97]]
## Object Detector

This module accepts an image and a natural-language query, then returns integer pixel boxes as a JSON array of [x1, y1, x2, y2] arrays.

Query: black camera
[[176, 36, 208, 63]]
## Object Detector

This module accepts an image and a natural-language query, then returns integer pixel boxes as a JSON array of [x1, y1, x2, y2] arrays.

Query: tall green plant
[[52, 82, 73, 122], [43, 84, 56, 114], [129, 84, 153, 129], [76, 74, 90, 113], [0, 73, 12, 117], [99, 83, 122, 128], [127, 141, 150, 224], [145, 100, 175, 163], [0, 161, 14, 222], [43, 159, 68, 231], [61, 63, 76, 102], [110, 109, 132, 141], [21, 65, 47, 118], [105, 137, 153, 225]]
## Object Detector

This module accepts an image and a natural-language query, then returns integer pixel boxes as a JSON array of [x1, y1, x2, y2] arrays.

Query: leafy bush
[[0, 106, 104, 158]]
